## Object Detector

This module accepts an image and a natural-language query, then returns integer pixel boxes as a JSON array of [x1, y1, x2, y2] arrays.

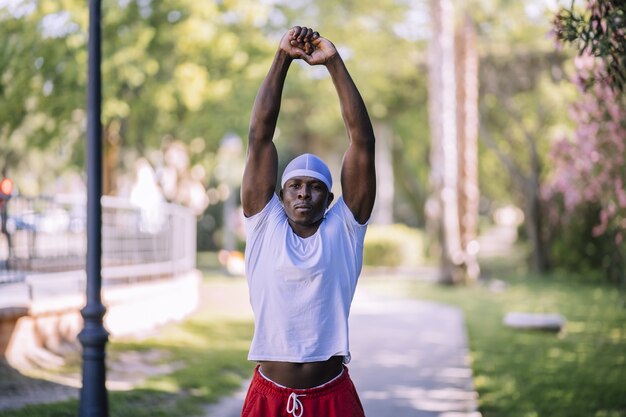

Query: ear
[[279, 189, 284, 202], [327, 192, 334, 208]]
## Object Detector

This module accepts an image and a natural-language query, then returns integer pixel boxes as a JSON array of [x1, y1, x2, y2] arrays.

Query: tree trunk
[[455, 15, 480, 282], [525, 180, 550, 273], [428, 0, 466, 284]]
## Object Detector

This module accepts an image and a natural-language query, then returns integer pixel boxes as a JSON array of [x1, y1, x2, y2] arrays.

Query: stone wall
[[0, 270, 201, 369]]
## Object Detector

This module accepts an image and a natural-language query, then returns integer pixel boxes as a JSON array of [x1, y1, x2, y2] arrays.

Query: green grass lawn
[[361, 260, 626, 417]]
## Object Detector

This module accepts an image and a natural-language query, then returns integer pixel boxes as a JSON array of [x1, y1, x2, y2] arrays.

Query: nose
[[298, 185, 311, 199]]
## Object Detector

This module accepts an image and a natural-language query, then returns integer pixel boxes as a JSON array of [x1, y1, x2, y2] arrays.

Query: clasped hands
[[281, 26, 337, 66]]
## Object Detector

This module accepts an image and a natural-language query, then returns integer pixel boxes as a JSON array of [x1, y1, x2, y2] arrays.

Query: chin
[[290, 215, 321, 226]]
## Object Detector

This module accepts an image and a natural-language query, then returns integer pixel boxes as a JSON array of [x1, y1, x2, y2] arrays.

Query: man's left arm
[[302, 31, 376, 224], [326, 55, 376, 224]]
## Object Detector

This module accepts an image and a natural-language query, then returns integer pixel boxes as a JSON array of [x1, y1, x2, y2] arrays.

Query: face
[[280, 176, 334, 235]]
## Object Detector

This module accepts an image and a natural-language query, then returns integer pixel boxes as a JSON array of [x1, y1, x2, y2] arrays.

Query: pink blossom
[[543, 50, 626, 245], [592, 221, 607, 237]]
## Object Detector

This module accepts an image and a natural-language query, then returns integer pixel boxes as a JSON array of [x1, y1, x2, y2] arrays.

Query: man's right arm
[[241, 50, 290, 217], [241, 27, 315, 217]]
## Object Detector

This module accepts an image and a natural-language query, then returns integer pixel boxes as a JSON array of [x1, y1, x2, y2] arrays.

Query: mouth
[[294, 204, 312, 212]]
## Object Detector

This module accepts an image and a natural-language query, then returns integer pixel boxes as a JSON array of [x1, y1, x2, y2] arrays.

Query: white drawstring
[[286, 392, 306, 417]]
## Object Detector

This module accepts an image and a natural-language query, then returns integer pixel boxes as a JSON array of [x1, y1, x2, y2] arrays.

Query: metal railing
[[0, 194, 196, 285]]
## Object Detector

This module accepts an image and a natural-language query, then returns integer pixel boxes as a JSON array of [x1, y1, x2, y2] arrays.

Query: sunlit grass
[[361, 260, 626, 417]]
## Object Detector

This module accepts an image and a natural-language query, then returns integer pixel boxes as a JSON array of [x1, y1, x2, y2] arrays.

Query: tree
[[478, 51, 573, 273], [544, 54, 626, 283], [544, 0, 626, 283], [425, 1, 481, 284], [0, 2, 85, 186], [98, 0, 274, 194], [427, 0, 471, 284], [469, 1, 575, 273], [0, 1, 276, 198], [262, 0, 431, 222], [455, 15, 480, 282], [553, 0, 626, 92]]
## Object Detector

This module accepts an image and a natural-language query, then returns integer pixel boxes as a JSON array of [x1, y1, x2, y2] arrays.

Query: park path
[[204, 281, 481, 417]]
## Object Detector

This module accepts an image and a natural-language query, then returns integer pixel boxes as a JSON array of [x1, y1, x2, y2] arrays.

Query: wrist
[[275, 48, 295, 67], [324, 52, 341, 68]]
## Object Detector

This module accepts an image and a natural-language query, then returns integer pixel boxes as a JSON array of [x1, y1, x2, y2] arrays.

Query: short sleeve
[[327, 197, 368, 238], [244, 194, 283, 237]]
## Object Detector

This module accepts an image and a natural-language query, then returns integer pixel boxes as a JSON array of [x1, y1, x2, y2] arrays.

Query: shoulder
[[244, 194, 284, 231], [328, 196, 369, 229]]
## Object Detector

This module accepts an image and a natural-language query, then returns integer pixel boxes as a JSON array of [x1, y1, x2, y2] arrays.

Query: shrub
[[363, 224, 425, 267], [548, 202, 624, 284]]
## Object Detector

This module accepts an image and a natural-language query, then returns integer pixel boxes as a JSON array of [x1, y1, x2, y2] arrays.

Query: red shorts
[[240, 365, 366, 417]]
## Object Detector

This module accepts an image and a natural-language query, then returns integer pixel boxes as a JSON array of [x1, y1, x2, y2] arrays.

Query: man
[[240, 26, 376, 417]]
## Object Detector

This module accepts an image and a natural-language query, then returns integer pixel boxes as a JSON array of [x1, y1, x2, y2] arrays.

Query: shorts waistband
[[250, 365, 352, 398]]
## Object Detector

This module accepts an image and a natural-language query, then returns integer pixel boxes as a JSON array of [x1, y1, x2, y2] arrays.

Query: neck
[[288, 218, 323, 238]]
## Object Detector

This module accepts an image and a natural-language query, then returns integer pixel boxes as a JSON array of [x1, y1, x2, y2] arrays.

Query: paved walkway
[[205, 285, 481, 417]]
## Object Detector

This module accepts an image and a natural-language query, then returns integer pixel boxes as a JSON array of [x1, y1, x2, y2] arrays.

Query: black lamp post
[[78, 0, 109, 416]]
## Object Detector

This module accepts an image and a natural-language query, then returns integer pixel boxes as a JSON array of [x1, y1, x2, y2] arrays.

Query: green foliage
[[308, 0, 430, 225], [0, 0, 277, 192], [468, 0, 577, 207], [548, 202, 625, 284], [363, 224, 425, 267], [263, 0, 430, 171], [391, 80, 430, 227], [472, 1, 580, 273], [554, 0, 626, 92], [362, 266, 626, 417], [0, 1, 85, 178], [478, 48, 575, 203], [547, 1, 626, 283], [2, 0, 606, 277], [1, 0, 430, 205]]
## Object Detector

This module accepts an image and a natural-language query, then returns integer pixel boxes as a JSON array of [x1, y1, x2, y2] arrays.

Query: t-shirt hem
[[248, 352, 350, 363]]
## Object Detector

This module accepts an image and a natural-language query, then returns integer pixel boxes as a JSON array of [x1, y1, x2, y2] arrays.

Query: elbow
[[248, 126, 268, 146], [350, 132, 375, 152], [248, 117, 276, 146]]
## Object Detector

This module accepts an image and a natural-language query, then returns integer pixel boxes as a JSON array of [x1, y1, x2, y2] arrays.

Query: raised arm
[[241, 27, 316, 217], [306, 34, 376, 224]]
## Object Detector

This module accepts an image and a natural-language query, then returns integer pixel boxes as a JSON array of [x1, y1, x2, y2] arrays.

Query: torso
[[245, 196, 367, 389], [259, 356, 344, 389]]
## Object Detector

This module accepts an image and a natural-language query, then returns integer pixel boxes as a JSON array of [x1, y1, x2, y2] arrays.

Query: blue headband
[[281, 153, 332, 191]]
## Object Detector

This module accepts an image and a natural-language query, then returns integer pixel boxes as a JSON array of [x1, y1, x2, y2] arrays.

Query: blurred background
[[1, 0, 625, 416], [1, 0, 624, 282]]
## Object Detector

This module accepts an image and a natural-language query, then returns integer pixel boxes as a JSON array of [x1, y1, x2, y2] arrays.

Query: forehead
[[284, 176, 327, 186]]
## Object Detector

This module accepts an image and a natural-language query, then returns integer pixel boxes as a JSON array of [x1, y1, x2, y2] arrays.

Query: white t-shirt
[[244, 194, 367, 363]]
